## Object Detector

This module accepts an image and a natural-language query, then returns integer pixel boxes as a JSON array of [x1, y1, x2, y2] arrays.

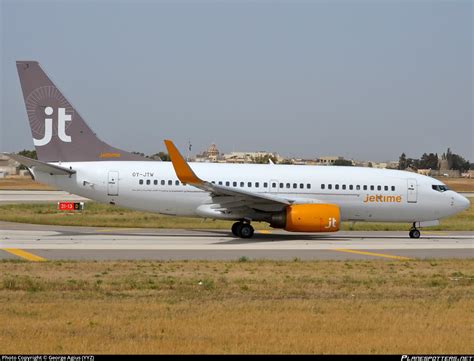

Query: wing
[[4, 153, 76, 176], [164, 140, 292, 214]]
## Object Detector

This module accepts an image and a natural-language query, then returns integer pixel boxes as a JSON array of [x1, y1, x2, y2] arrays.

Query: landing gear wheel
[[409, 229, 421, 239], [231, 222, 243, 236], [239, 223, 254, 239]]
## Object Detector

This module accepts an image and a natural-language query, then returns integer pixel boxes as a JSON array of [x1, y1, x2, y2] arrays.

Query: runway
[[0, 221, 472, 261], [0, 190, 89, 204]]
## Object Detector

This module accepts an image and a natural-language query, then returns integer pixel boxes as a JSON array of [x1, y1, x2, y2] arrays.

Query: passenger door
[[407, 178, 417, 203], [108, 171, 119, 196]]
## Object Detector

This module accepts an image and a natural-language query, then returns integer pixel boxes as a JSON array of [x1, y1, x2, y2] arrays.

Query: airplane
[[5, 61, 470, 239]]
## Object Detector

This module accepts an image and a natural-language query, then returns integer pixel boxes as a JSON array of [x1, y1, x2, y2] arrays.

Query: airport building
[[194, 143, 283, 164], [0, 154, 20, 178]]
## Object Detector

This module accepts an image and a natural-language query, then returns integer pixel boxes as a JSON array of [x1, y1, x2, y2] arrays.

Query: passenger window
[[154, 180, 158, 185], [321, 184, 325, 190], [335, 184, 339, 190], [293, 183, 297, 189], [248, 182, 252, 187], [356, 185, 360, 190], [139, 180, 143, 185], [175, 180, 180, 186], [384, 186, 388, 191], [255, 182, 259, 188], [272, 183, 276, 188], [349, 185, 353, 190], [370, 185, 374, 191], [161, 180, 165, 185], [146, 180, 150, 185], [299, 183, 304, 189], [363, 185, 367, 191], [391, 186, 395, 191], [212, 181, 215, 184], [280, 183, 284, 188], [342, 185, 346, 190], [168, 180, 172, 186], [218, 181, 223, 185], [328, 184, 332, 190], [240, 182, 244, 187], [233, 181, 237, 187], [286, 183, 290, 188], [264, 182, 268, 188], [307, 184, 311, 189], [225, 181, 230, 186], [377, 185, 381, 191]]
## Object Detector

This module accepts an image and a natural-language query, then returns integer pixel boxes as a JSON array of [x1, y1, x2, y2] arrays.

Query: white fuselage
[[32, 161, 469, 225]]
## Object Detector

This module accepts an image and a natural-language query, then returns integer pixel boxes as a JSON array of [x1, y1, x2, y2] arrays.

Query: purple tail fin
[[16, 61, 148, 162]]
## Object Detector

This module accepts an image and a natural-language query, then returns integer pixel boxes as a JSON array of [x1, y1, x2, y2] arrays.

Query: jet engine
[[270, 204, 340, 232]]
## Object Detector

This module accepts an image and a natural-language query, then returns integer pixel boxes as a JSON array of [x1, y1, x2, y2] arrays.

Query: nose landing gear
[[409, 223, 421, 239], [231, 221, 254, 239]]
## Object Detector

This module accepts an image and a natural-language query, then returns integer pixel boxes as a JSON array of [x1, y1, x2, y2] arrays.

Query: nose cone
[[456, 193, 470, 211]]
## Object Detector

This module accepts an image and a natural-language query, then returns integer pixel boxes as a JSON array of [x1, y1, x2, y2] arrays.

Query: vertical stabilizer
[[16, 61, 148, 162]]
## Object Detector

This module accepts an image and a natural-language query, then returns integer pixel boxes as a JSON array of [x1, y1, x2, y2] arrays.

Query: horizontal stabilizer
[[3, 153, 76, 175]]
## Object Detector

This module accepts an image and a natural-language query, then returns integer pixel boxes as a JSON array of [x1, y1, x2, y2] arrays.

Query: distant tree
[[406, 158, 416, 170], [132, 151, 146, 157], [280, 159, 294, 165], [368, 162, 373, 168], [151, 152, 170, 161], [417, 152, 439, 170], [450, 154, 470, 172], [398, 153, 407, 170], [16, 149, 37, 170], [442, 148, 470, 172], [333, 159, 353, 166], [17, 149, 37, 159], [251, 154, 278, 164]]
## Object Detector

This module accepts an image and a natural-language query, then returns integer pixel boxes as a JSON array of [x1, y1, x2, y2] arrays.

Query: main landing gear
[[409, 223, 421, 239], [231, 221, 254, 239]]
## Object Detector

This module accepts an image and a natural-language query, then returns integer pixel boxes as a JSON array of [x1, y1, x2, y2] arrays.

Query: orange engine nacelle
[[270, 204, 340, 232]]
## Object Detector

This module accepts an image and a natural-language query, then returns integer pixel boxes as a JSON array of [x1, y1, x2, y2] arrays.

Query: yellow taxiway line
[[2, 249, 47, 262], [333, 248, 412, 260]]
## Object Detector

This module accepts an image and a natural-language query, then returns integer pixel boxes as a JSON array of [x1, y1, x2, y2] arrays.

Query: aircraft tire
[[232, 222, 243, 236], [239, 224, 254, 239]]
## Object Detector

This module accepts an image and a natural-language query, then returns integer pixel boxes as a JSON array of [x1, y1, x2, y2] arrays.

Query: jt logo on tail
[[17, 60, 147, 162], [34, 107, 72, 146]]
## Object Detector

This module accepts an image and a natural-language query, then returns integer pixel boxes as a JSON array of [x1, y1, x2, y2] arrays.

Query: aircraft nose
[[456, 193, 470, 211]]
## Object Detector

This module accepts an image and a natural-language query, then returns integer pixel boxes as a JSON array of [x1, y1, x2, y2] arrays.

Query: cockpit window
[[432, 184, 450, 192]]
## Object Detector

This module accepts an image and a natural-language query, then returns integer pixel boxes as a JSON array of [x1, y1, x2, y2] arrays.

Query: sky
[[1, 0, 472, 162]]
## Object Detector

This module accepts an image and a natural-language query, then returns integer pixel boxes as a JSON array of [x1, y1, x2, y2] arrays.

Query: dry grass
[[0, 176, 55, 190], [0, 259, 472, 354], [0, 198, 472, 231], [436, 177, 474, 193]]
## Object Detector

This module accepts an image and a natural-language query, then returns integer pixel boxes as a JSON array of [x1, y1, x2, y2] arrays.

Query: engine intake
[[270, 204, 340, 232]]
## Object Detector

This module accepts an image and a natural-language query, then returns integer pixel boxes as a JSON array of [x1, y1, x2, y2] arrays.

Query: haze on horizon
[[1, 0, 472, 162]]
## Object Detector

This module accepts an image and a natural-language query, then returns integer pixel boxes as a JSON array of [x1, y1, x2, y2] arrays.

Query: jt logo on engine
[[33, 106, 72, 146], [324, 217, 337, 229]]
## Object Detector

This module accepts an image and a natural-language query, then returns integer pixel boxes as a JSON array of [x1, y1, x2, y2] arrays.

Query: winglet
[[164, 140, 202, 185]]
